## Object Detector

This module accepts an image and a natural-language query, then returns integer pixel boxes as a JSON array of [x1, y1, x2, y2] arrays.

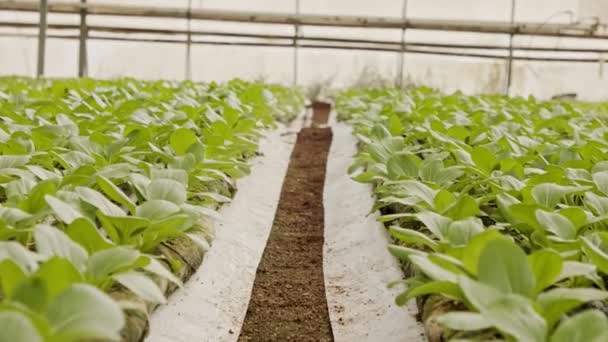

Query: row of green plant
[[0, 77, 303, 341], [336, 87, 608, 341]]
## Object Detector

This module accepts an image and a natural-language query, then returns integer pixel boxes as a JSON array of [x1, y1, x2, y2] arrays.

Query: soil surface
[[311, 101, 331, 126], [238, 108, 334, 341]]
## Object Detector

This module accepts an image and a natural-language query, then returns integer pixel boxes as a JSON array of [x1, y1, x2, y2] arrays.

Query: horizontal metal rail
[[1, 0, 607, 84], [1, 31, 604, 63], [2, 21, 608, 54], [0, 0, 605, 37]]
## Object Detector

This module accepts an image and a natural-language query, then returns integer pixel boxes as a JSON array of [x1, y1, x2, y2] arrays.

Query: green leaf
[[44, 195, 83, 224], [388, 244, 426, 260], [397, 180, 437, 207], [420, 159, 464, 185], [415, 211, 451, 240], [461, 229, 505, 275], [593, 171, 608, 195], [86, 246, 140, 284], [528, 249, 562, 295], [0, 155, 31, 169], [531, 183, 589, 208], [0, 260, 26, 297], [390, 226, 439, 251], [535, 210, 576, 240], [22, 180, 56, 214], [65, 218, 113, 254], [477, 237, 535, 297], [144, 257, 182, 287], [0, 241, 40, 272], [485, 294, 547, 342], [399, 280, 465, 306], [388, 114, 403, 136], [581, 236, 608, 274], [557, 261, 601, 284], [96, 175, 136, 215], [538, 288, 608, 327], [96, 163, 131, 179], [97, 213, 150, 245], [34, 257, 83, 299], [11, 277, 48, 313], [434, 190, 456, 213], [113, 271, 166, 304], [147, 179, 187, 205], [150, 168, 189, 187], [551, 310, 608, 342], [136, 200, 181, 220], [471, 146, 498, 175], [34, 225, 88, 272], [0, 206, 31, 226], [585, 191, 608, 215], [410, 254, 458, 282], [558, 207, 587, 230], [0, 311, 43, 342], [75, 186, 125, 216], [444, 217, 484, 247], [442, 195, 480, 220], [170, 128, 199, 156], [437, 311, 492, 331], [508, 204, 543, 232], [386, 154, 418, 180], [47, 284, 124, 341], [458, 275, 502, 311]]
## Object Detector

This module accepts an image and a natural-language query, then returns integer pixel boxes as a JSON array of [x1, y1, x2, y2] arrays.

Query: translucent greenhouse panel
[[44, 38, 79, 78], [579, 0, 608, 23], [300, 0, 401, 17], [407, 0, 510, 21], [87, 40, 186, 80], [200, 0, 294, 13], [403, 54, 507, 95], [298, 49, 399, 89], [511, 0, 578, 23], [0, 37, 36, 77], [191, 45, 293, 84], [512, 61, 608, 101]]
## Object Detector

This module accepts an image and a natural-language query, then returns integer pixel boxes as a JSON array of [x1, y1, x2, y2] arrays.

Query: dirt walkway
[[238, 104, 334, 341]]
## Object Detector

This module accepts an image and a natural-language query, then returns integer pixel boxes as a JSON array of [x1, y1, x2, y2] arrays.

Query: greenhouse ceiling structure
[[2, 1, 608, 342], [0, 0, 607, 99]]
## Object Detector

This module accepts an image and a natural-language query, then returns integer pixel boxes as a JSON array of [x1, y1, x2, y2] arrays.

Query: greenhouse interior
[[1, 0, 608, 341]]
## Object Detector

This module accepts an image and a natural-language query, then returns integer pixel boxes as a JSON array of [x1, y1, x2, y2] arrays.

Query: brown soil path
[[238, 104, 334, 341]]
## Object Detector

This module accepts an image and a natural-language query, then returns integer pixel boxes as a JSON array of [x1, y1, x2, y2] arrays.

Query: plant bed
[[0, 77, 303, 341], [238, 104, 334, 341], [336, 87, 608, 341]]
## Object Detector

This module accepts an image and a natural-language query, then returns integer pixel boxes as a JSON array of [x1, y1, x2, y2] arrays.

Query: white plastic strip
[[323, 120, 424, 342], [147, 124, 299, 342]]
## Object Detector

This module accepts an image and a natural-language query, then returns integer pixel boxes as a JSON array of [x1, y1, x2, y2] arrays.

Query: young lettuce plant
[[390, 231, 608, 341], [0, 241, 124, 342]]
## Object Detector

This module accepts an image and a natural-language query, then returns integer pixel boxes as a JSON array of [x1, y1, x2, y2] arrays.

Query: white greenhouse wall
[[0, 0, 607, 100]]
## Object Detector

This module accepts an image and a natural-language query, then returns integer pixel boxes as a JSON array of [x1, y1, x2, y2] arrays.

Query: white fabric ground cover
[[147, 122, 300, 342], [323, 119, 425, 342]]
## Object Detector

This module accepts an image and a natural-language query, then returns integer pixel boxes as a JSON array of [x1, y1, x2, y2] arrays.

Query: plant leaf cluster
[[0, 77, 303, 341], [337, 87, 608, 341]]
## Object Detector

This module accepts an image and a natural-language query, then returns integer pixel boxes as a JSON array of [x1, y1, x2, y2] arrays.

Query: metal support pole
[[37, 0, 48, 77], [185, 0, 192, 80], [293, 0, 300, 87], [397, 0, 408, 88], [78, 0, 88, 77], [505, 0, 516, 95]]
